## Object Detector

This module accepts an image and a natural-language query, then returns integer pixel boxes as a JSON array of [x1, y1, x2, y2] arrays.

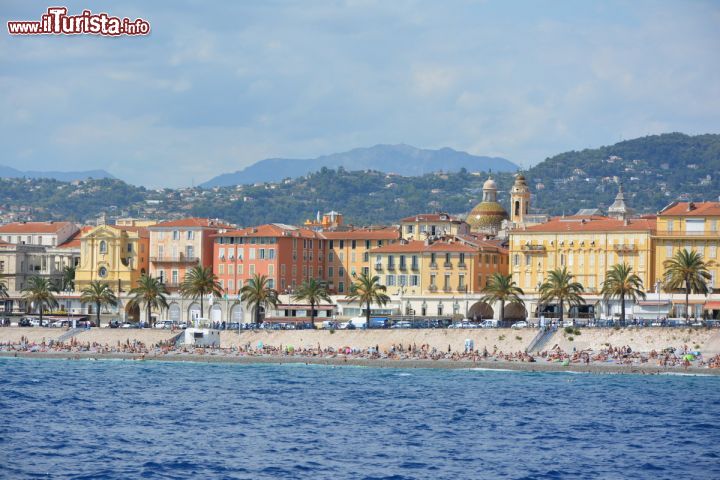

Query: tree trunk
[[366, 300, 371, 329], [39, 301, 43, 327], [310, 300, 316, 329], [200, 295, 204, 320], [96, 301, 101, 328], [620, 292, 625, 325], [685, 277, 690, 323], [255, 303, 261, 325], [558, 297, 563, 325], [500, 300, 505, 323], [147, 304, 151, 328]]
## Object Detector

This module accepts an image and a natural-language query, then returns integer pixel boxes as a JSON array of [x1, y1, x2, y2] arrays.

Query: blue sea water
[[1, 359, 719, 480]]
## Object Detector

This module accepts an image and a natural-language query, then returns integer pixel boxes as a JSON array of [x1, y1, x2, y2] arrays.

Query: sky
[[2, 0, 719, 188]]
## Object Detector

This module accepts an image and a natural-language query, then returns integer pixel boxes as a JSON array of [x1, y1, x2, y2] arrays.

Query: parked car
[[18, 318, 32, 327], [511, 321, 528, 329], [154, 320, 175, 330], [391, 321, 412, 329], [480, 320, 499, 328], [120, 322, 140, 329], [108, 320, 121, 328]]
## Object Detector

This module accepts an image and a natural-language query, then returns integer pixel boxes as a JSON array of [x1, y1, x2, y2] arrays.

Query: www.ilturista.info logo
[[7, 7, 150, 36]]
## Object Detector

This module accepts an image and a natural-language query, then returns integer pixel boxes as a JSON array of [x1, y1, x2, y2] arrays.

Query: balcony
[[655, 231, 718, 237], [430, 262, 438, 269], [612, 244, 638, 252], [161, 281, 181, 289], [458, 263, 467, 270], [428, 285, 438, 292], [374, 263, 383, 271], [443, 285, 452, 292], [411, 264, 419, 271], [443, 262, 453, 269], [522, 244, 546, 253], [150, 256, 199, 264], [387, 264, 396, 271], [457, 285, 468, 292]]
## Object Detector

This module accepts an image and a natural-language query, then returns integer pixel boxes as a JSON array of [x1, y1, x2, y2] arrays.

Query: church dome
[[483, 177, 497, 190], [467, 201, 508, 231]]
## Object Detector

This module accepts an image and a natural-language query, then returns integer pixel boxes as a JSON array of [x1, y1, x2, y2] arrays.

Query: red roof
[[56, 226, 92, 249], [400, 213, 463, 223], [320, 228, 400, 241], [150, 217, 233, 229], [659, 202, 720, 217], [518, 216, 656, 233], [371, 240, 477, 254], [0, 221, 75, 234], [216, 223, 323, 239]]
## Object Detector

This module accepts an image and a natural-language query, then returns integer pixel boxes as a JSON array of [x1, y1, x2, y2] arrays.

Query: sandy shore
[[2, 351, 718, 375]]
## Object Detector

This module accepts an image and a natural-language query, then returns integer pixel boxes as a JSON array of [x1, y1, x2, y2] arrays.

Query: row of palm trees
[[481, 249, 714, 323], [10, 249, 713, 327]]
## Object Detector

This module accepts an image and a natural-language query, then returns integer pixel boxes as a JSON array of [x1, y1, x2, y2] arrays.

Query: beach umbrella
[[683, 354, 695, 361]]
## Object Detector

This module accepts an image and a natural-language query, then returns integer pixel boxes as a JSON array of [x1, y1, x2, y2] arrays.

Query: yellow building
[[320, 227, 400, 294], [370, 238, 506, 297], [399, 213, 469, 240], [654, 202, 720, 299], [75, 225, 150, 293], [508, 215, 657, 298]]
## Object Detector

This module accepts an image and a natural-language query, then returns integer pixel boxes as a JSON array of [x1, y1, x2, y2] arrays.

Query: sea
[[1, 358, 719, 480]]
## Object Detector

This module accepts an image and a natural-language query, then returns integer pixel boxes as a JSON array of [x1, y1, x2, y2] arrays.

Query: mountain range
[[200, 144, 518, 187], [0, 165, 115, 182]]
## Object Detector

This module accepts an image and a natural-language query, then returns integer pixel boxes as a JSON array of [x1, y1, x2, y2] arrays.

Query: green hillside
[[1, 133, 718, 226]]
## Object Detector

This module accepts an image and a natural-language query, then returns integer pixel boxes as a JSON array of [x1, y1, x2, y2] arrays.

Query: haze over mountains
[[200, 144, 518, 187], [0, 165, 115, 182]]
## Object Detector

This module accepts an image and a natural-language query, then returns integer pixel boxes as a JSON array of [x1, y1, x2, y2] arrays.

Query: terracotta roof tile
[[217, 223, 323, 239], [399, 213, 463, 223], [0, 221, 75, 234], [371, 240, 478, 254], [517, 216, 656, 233], [150, 217, 233, 229], [659, 202, 720, 217], [320, 228, 400, 240]]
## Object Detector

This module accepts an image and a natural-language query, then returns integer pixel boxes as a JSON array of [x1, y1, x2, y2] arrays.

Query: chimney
[[687, 202, 696, 211], [624, 219, 629, 226]]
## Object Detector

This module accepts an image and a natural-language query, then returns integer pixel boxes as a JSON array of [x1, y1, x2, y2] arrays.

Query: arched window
[[99, 240, 107, 254], [514, 201, 520, 217]]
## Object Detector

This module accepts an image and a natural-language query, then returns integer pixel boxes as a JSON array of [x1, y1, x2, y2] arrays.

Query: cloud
[[0, 0, 718, 187]]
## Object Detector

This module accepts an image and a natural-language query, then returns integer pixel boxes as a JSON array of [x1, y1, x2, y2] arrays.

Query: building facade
[[75, 225, 150, 293], [0, 221, 78, 247], [399, 213, 469, 240], [148, 218, 230, 290], [213, 224, 327, 296]]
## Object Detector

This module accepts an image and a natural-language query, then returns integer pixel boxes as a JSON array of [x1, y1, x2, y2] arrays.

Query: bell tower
[[510, 173, 530, 225]]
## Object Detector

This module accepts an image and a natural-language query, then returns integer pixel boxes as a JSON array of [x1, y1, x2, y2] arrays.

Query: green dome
[[467, 201, 508, 231]]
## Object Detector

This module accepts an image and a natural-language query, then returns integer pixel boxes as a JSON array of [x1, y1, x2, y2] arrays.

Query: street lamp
[[655, 280, 662, 324]]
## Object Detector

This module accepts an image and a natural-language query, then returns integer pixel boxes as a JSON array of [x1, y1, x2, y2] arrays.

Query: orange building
[[320, 227, 401, 294], [148, 218, 231, 290], [213, 224, 327, 295]]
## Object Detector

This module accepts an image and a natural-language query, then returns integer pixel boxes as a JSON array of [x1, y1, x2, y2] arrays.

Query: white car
[[511, 321, 528, 329]]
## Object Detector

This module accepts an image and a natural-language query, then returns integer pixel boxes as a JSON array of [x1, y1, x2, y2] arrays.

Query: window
[[249, 248, 256, 260], [249, 264, 255, 275], [667, 220, 674, 232], [259, 248, 266, 260], [328, 251, 334, 262], [444, 274, 450, 289], [269, 249, 275, 260], [387, 255, 394, 268], [710, 245, 717, 259], [410, 275, 419, 286], [411, 255, 418, 269], [219, 248, 225, 260], [339, 240, 345, 249], [328, 267, 334, 278], [363, 252, 369, 262], [228, 280, 233, 292], [351, 240, 356, 249], [339, 267, 345, 277], [399, 255, 406, 268], [268, 278, 275, 289], [99, 241, 107, 254], [238, 264, 244, 275], [525, 255, 531, 267], [172, 270, 178, 284], [513, 254, 519, 267], [338, 282, 344, 293], [398, 275, 407, 286], [281, 264, 286, 276], [431, 253, 437, 265], [173, 230, 179, 240], [186, 246, 194, 259], [329, 240, 334, 249], [268, 264, 274, 276], [386, 275, 396, 286], [406, 225, 414, 234], [459, 253, 465, 265], [187, 230, 194, 240], [430, 274, 436, 286], [98, 266, 107, 278], [458, 274, 465, 288], [218, 264, 225, 274]]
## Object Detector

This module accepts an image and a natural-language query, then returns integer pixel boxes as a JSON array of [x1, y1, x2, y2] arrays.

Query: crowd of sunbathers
[[3, 337, 719, 370]]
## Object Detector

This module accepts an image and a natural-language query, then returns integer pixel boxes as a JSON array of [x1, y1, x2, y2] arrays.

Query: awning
[[704, 302, 720, 310], [638, 301, 672, 306], [276, 304, 334, 310]]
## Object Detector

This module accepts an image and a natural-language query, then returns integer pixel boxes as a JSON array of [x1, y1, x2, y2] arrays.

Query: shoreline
[[2, 351, 718, 375]]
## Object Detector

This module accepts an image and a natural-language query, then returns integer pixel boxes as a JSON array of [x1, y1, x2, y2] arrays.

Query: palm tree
[[179, 265, 223, 318], [0, 281, 8, 300], [292, 279, 331, 328], [239, 274, 279, 326], [479, 273, 525, 322], [21, 276, 58, 327], [345, 272, 390, 328], [80, 281, 118, 328], [538, 267, 585, 324], [128, 275, 169, 327], [600, 263, 646, 325], [663, 249, 714, 322]]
